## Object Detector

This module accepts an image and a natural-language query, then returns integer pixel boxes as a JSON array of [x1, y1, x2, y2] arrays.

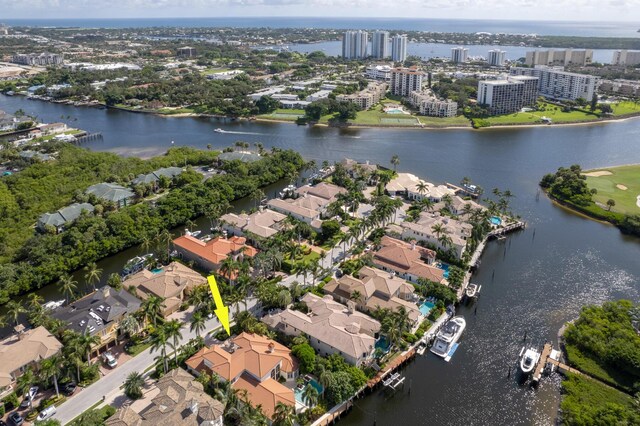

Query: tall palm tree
[[40, 354, 64, 397], [350, 290, 363, 305], [302, 383, 319, 407], [58, 274, 78, 304], [5, 300, 25, 326], [84, 262, 103, 291], [390, 154, 400, 172], [119, 314, 140, 338], [16, 367, 36, 409], [155, 229, 173, 258], [219, 257, 239, 286], [140, 234, 152, 254], [415, 181, 428, 199], [190, 311, 206, 339], [150, 326, 169, 374], [124, 371, 144, 399], [272, 402, 296, 426], [277, 289, 292, 308], [431, 223, 447, 239], [141, 296, 165, 327], [76, 332, 101, 364], [27, 293, 44, 310], [164, 319, 183, 364]]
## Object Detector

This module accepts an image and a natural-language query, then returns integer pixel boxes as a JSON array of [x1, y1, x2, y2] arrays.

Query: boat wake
[[216, 129, 266, 135]]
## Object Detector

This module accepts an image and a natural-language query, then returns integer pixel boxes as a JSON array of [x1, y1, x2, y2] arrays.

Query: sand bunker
[[616, 184, 628, 190], [583, 170, 612, 177]]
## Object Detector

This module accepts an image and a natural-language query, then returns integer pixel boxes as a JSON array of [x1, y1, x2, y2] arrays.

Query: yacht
[[430, 316, 466, 359], [466, 283, 479, 298], [42, 300, 65, 311], [214, 128, 225, 133], [122, 253, 153, 276], [519, 347, 541, 375]]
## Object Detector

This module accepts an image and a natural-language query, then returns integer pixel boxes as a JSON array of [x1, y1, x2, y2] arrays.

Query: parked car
[[19, 386, 39, 408], [102, 351, 118, 368], [36, 405, 57, 421], [8, 412, 23, 425], [63, 382, 77, 395]]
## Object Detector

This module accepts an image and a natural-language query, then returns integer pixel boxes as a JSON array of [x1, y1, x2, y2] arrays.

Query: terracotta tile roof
[[173, 235, 258, 265], [373, 236, 443, 283], [234, 373, 295, 419], [124, 262, 206, 300]]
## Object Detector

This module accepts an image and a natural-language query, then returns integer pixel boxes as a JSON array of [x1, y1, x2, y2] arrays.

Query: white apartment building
[[487, 49, 506, 66], [477, 76, 539, 115], [342, 30, 368, 60], [337, 82, 388, 110], [612, 50, 640, 66], [525, 49, 593, 66], [371, 31, 389, 59], [390, 66, 424, 97], [409, 91, 458, 117], [451, 47, 468, 63], [365, 64, 393, 81], [12, 53, 64, 66], [391, 34, 408, 62], [511, 66, 598, 101]]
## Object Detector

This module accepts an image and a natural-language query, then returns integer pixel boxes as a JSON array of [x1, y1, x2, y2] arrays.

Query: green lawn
[[584, 164, 640, 215], [258, 108, 305, 121], [610, 100, 640, 116], [485, 102, 600, 125], [201, 68, 231, 75]]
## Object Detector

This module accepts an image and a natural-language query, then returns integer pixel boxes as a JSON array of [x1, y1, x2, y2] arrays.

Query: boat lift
[[382, 372, 405, 390]]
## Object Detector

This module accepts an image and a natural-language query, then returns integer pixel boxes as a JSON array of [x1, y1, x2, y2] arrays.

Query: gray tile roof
[[132, 167, 184, 186], [86, 182, 134, 203], [37, 202, 94, 230]]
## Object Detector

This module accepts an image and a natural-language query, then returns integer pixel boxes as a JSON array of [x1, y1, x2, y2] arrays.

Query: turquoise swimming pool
[[490, 216, 502, 226], [385, 108, 404, 114], [419, 301, 435, 316], [435, 262, 450, 279], [294, 377, 324, 404]]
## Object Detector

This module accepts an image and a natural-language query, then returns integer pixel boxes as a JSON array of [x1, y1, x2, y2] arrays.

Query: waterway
[[2, 94, 640, 425]]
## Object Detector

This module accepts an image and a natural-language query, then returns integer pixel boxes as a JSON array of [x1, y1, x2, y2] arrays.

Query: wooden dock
[[532, 343, 553, 383]]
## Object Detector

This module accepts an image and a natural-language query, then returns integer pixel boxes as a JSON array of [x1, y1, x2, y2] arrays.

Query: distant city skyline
[[1, 0, 638, 22]]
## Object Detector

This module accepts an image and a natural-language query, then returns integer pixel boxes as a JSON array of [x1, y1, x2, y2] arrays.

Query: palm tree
[[124, 371, 145, 399], [119, 314, 140, 338], [164, 319, 183, 364], [350, 290, 363, 305], [58, 274, 78, 304], [438, 234, 453, 250], [302, 383, 319, 407], [431, 223, 447, 239], [141, 296, 164, 327], [277, 289, 292, 308], [40, 354, 64, 397], [27, 293, 44, 310], [190, 311, 207, 338], [415, 181, 428, 199], [76, 332, 101, 364], [150, 327, 170, 374], [219, 257, 239, 286], [272, 402, 296, 426], [16, 367, 35, 409], [155, 229, 173, 258], [390, 154, 400, 172], [84, 262, 103, 291], [5, 300, 25, 326]]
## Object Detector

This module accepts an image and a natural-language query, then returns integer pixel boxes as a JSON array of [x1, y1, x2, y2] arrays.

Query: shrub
[[2, 392, 19, 410]]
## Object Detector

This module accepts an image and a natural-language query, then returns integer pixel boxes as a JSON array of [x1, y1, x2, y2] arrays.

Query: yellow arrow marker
[[207, 275, 230, 335]]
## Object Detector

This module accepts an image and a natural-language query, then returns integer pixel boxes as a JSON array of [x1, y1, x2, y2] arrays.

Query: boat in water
[[43, 299, 65, 311], [430, 316, 466, 360], [466, 283, 480, 299], [416, 341, 428, 355], [214, 128, 225, 133], [519, 346, 541, 375], [122, 253, 153, 276]]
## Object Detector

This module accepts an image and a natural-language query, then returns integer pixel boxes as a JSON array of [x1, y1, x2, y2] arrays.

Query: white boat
[[122, 253, 153, 276], [430, 316, 466, 359], [416, 341, 427, 355], [519, 347, 541, 375], [466, 283, 479, 298], [43, 300, 65, 311], [214, 128, 225, 133], [545, 349, 561, 374]]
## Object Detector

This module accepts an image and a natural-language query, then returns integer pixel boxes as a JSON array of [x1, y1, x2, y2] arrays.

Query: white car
[[19, 386, 39, 408], [36, 405, 57, 421], [102, 351, 118, 368]]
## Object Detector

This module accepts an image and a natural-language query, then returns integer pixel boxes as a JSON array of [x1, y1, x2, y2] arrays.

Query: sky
[[1, 0, 640, 21]]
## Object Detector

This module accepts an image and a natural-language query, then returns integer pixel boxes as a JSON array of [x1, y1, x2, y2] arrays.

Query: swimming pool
[[435, 262, 450, 279], [385, 108, 404, 114], [490, 216, 502, 226], [294, 377, 324, 404], [419, 301, 435, 316]]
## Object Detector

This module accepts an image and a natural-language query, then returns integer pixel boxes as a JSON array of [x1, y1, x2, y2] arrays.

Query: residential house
[[431, 195, 484, 217], [262, 293, 381, 366], [0, 326, 63, 398], [339, 158, 378, 184], [123, 262, 206, 316], [19, 150, 54, 162], [37, 202, 94, 233], [105, 368, 224, 426], [38, 122, 67, 135], [186, 333, 298, 419], [52, 286, 142, 357], [385, 173, 421, 197], [401, 213, 472, 259], [85, 182, 135, 208], [173, 235, 258, 275], [324, 266, 422, 327], [406, 180, 456, 203], [220, 208, 287, 244], [131, 167, 185, 189], [372, 236, 445, 284]]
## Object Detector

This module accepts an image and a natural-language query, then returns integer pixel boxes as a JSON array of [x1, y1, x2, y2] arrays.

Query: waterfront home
[[218, 151, 262, 163], [339, 158, 378, 183], [131, 166, 185, 189], [53, 286, 142, 358], [19, 150, 54, 162], [123, 262, 206, 317], [406, 181, 456, 203], [186, 333, 298, 419], [296, 182, 346, 203], [401, 213, 472, 259], [431, 195, 484, 216], [372, 236, 445, 284], [323, 266, 422, 327], [105, 368, 224, 426], [173, 234, 258, 276], [85, 182, 135, 208], [221, 208, 287, 244], [38, 122, 67, 135], [0, 326, 63, 398], [0, 110, 23, 132], [37, 202, 94, 233], [262, 293, 381, 366], [385, 173, 421, 197]]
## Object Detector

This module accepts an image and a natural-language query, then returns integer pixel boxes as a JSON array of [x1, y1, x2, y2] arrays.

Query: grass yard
[[610, 100, 640, 116], [258, 108, 305, 121], [583, 164, 640, 215], [485, 102, 600, 125], [201, 68, 231, 75]]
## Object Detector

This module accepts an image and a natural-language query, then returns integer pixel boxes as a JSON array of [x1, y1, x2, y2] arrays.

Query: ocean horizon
[[2, 17, 639, 38]]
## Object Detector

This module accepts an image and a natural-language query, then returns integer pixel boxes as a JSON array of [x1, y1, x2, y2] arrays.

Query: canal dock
[[532, 343, 584, 383]]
